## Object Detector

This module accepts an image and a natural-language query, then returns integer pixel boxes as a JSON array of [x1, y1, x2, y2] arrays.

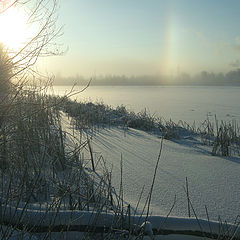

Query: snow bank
[[1, 205, 240, 239]]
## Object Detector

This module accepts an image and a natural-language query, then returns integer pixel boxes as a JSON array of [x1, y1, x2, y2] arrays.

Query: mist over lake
[[51, 85, 240, 124]]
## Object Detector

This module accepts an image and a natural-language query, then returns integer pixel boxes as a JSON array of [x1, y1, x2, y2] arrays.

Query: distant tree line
[[54, 69, 240, 86]]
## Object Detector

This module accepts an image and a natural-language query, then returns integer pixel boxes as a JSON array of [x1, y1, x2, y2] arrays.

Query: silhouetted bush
[[0, 44, 12, 94]]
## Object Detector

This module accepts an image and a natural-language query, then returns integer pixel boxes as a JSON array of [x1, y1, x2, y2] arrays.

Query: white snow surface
[[52, 85, 240, 124], [87, 126, 240, 224], [2, 205, 239, 238], [2, 115, 240, 239]]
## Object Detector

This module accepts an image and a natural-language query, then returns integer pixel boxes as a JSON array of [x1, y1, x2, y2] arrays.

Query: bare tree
[[0, 0, 63, 91], [0, 0, 18, 14], [0, 0, 63, 133]]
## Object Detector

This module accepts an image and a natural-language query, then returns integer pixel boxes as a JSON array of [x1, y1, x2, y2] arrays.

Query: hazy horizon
[[53, 68, 240, 86], [37, 0, 240, 81], [2, 0, 240, 84]]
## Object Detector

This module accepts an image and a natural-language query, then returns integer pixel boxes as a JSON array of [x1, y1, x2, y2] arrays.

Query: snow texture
[[86, 126, 240, 224], [1, 205, 240, 237]]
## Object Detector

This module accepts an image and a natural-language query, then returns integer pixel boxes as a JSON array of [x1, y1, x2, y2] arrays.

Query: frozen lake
[[52, 85, 240, 124]]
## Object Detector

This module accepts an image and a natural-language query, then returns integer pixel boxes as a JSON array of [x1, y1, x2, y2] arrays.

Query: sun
[[0, 6, 35, 51]]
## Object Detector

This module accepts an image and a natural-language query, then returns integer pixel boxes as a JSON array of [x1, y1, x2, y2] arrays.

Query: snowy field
[[2, 109, 240, 239], [87, 126, 240, 224], [4, 86, 238, 239]]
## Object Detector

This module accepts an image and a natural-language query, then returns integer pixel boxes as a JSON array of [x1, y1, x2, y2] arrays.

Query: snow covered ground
[[87, 126, 240, 224], [2, 115, 240, 240]]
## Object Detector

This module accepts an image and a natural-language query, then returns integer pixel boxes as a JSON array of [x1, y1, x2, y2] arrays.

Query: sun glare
[[0, 6, 35, 50]]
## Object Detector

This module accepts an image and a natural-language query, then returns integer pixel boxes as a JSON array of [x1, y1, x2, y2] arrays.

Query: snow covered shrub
[[178, 119, 197, 135], [127, 109, 156, 131], [116, 105, 128, 116], [158, 119, 180, 140], [0, 89, 117, 207], [62, 99, 114, 130], [0, 91, 66, 201], [212, 121, 240, 156], [0, 128, 8, 171], [212, 128, 230, 156], [198, 118, 215, 145], [127, 117, 145, 129]]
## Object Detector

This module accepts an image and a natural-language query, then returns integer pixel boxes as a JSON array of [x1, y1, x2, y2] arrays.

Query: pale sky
[[4, 0, 240, 77]]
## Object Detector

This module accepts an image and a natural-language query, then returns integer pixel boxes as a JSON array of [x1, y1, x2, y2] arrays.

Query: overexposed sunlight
[[0, 6, 35, 51]]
